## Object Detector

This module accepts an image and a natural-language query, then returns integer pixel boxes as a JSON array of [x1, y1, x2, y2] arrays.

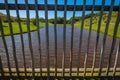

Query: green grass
[[0, 22, 44, 36], [85, 23, 120, 38], [73, 13, 120, 38], [74, 23, 120, 38]]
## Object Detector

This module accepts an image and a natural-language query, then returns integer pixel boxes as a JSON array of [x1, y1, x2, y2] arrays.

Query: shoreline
[[0, 25, 120, 38]]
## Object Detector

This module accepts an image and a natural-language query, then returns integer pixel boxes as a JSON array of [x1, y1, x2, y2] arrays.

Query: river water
[[0, 26, 119, 68]]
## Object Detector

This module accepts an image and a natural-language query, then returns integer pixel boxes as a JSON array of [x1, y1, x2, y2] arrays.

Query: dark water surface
[[0, 26, 120, 68]]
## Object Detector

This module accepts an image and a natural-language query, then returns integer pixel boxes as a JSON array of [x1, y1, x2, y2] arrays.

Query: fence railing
[[0, 0, 120, 79]]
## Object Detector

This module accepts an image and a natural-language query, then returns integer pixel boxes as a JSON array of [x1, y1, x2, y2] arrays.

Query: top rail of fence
[[0, 3, 119, 11]]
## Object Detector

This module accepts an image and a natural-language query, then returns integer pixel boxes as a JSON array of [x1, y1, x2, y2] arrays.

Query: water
[[0, 26, 119, 68]]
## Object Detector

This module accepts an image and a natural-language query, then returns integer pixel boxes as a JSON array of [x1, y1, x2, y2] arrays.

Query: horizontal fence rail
[[0, 3, 119, 11], [0, 0, 120, 79]]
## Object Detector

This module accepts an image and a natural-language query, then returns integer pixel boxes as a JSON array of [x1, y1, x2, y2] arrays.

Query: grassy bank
[[74, 19, 120, 38], [74, 23, 120, 38], [0, 22, 44, 36]]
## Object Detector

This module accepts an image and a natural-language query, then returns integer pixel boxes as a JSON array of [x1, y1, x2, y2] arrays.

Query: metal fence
[[0, 0, 120, 79]]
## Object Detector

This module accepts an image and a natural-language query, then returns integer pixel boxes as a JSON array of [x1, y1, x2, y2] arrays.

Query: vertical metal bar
[[77, 0, 86, 76], [62, 0, 67, 77], [84, 0, 95, 77], [35, 0, 42, 76], [0, 18, 12, 77], [44, 0, 50, 77], [69, 0, 76, 77], [91, 0, 105, 76], [98, 0, 115, 76], [54, 0, 58, 77], [4, 0, 19, 77], [25, 0, 35, 78], [113, 41, 120, 76], [106, 4, 120, 76], [14, 0, 27, 77], [0, 56, 4, 77]]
